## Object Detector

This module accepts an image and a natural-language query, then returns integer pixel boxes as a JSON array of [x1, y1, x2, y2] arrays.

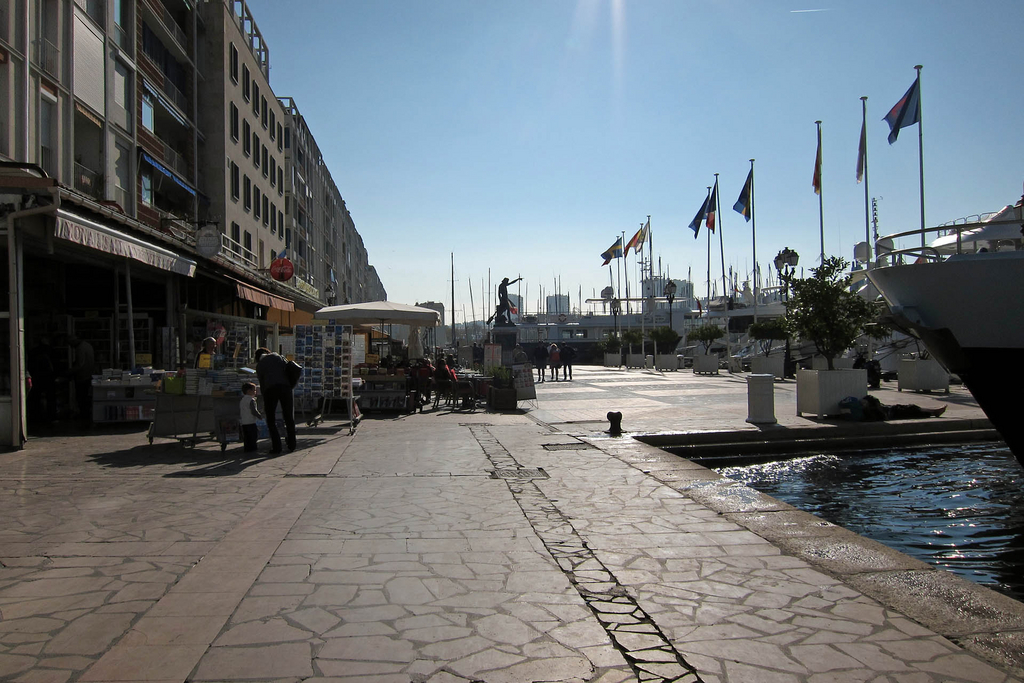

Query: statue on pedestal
[[488, 276, 522, 327]]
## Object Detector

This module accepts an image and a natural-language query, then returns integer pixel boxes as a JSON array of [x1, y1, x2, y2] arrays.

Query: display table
[[357, 373, 410, 411], [92, 382, 158, 423], [148, 393, 249, 451]]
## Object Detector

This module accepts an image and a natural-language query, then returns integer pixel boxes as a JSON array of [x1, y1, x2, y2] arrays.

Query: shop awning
[[55, 210, 196, 276], [229, 276, 295, 311], [140, 152, 197, 197]]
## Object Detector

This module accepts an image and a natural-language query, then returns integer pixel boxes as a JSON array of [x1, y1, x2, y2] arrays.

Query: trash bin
[[645, 354, 654, 369], [746, 373, 777, 424]]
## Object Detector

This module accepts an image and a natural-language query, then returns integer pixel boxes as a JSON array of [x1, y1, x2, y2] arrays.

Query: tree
[[621, 329, 644, 355], [747, 319, 788, 358], [648, 326, 682, 355], [785, 256, 876, 370], [688, 323, 724, 355], [600, 333, 622, 354]]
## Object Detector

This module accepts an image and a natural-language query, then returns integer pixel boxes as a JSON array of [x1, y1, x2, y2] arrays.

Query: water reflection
[[717, 444, 1024, 602]]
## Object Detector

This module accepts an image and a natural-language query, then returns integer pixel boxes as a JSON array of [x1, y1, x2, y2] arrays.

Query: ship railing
[[877, 212, 1023, 266]]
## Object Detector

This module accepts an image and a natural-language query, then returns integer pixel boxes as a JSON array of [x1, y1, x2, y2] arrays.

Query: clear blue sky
[[245, 0, 1024, 318]]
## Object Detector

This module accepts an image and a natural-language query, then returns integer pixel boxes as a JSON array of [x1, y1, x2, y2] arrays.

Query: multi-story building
[[0, 0, 384, 445]]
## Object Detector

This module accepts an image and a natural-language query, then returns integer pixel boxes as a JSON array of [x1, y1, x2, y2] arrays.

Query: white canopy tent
[[315, 301, 440, 360]]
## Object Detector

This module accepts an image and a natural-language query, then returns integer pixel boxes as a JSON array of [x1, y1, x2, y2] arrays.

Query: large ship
[[867, 201, 1024, 461]]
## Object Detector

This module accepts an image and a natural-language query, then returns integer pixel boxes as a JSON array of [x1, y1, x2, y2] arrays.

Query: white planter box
[[655, 354, 678, 371], [811, 356, 855, 370], [796, 368, 867, 418], [626, 353, 646, 368], [603, 352, 621, 367], [898, 358, 950, 393], [693, 354, 719, 375], [750, 355, 785, 379]]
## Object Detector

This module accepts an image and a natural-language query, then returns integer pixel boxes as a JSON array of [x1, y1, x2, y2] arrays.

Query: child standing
[[239, 382, 263, 452]]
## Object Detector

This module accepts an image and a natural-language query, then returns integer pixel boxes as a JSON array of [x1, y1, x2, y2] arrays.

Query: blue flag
[[601, 237, 623, 266], [883, 77, 920, 145], [733, 169, 753, 222], [688, 195, 709, 238]]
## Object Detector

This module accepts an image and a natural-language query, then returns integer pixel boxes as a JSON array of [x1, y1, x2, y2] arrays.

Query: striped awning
[[228, 276, 295, 311], [55, 210, 196, 276]]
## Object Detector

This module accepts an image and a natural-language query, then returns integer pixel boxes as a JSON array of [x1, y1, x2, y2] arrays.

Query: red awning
[[229, 277, 295, 311]]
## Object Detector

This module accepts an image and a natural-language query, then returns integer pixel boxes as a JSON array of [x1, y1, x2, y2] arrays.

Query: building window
[[229, 43, 238, 83], [244, 230, 252, 254], [242, 120, 251, 156], [261, 146, 268, 176], [252, 83, 260, 116], [277, 168, 283, 194], [242, 65, 250, 101], [284, 126, 290, 149], [141, 169, 153, 205], [278, 209, 284, 234], [269, 157, 276, 186], [231, 222, 241, 253], [229, 102, 239, 142], [271, 202, 277, 234], [270, 112, 276, 140], [230, 162, 239, 200], [243, 175, 251, 211], [261, 96, 267, 129], [262, 195, 269, 226], [253, 133, 260, 167], [141, 93, 154, 132], [254, 187, 261, 219], [277, 122, 283, 151]]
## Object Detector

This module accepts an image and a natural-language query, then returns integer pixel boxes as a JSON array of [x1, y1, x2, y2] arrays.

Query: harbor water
[[717, 443, 1024, 603]]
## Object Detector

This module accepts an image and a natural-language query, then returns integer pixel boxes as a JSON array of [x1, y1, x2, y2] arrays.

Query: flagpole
[[616, 234, 622, 313], [716, 174, 726, 303], [915, 64, 925, 247], [860, 96, 871, 267], [647, 215, 653, 315], [705, 186, 712, 311], [749, 159, 758, 323], [816, 121, 825, 262]]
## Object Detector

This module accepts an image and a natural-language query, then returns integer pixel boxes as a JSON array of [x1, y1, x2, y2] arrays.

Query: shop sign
[[294, 278, 319, 298], [270, 257, 294, 281], [195, 226, 222, 258]]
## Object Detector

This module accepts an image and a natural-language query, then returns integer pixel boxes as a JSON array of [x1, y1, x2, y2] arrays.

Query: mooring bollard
[[606, 411, 623, 435], [746, 373, 777, 424]]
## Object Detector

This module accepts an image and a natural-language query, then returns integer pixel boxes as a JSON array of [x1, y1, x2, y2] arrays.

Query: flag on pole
[[706, 180, 719, 233], [883, 77, 920, 144], [624, 226, 643, 253], [812, 131, 823, 194], [601, 237, 623, 265], [687, 195, 709, 238], [636, 218, 650, 251], [856, 117, 867, 182], [733, 169, 753, 222]]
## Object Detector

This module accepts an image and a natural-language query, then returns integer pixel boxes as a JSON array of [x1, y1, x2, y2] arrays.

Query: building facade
[[0, 0, 385, 445]]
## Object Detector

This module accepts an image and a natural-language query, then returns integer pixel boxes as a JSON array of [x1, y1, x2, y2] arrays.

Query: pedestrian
[[254, 347, 296, 454], [548, 342, 560, 381], [512, 344, 528, 364], [27, 336, 57, 423], [533, 342, 548, 383], [69, 336, 97, 423], [194, 336, 217, 369], [561, 342, 576, 380], [239, 382, 263, 453]]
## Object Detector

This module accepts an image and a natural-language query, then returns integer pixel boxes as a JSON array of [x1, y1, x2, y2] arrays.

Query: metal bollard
[[606, 411, 623, 435]]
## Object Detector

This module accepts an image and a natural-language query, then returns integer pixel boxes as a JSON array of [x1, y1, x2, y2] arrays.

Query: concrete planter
[[603, 352, 621, 368], [750, 355, 785, 379], [626, 353, 646, 368], [811, 356, 855, 370], [693, 354, 719, 375], [898, 358, 950, 393], [796, 368, 867, 418], [655, 354, 678, 371]]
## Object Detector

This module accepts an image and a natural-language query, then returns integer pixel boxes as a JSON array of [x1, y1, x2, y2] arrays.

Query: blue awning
[[140, 151, 196, 198], [142, 81, 189, 128]]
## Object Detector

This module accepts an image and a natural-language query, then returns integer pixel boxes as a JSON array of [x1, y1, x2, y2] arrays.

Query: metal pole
[[750, 159, 758, 323], [816, 121, 825, 262], [861, 97, 872, 266], [915, 65, 926, 248]]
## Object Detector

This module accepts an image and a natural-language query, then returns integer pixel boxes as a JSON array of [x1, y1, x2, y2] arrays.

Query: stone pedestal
[[491, 326, 518, 366]]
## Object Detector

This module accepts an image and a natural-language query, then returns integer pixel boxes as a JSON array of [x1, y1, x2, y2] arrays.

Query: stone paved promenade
[[1, 366, 1022, 682]]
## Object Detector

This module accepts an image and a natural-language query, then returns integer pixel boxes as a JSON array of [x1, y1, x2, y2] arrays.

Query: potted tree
[[898, 346, 950, 393], [649, 326, 682, 371], [747, 318, 787, 379], [621, 329, 645, 368], [487, 366, 518, 411], [689, 323, 724, 375], [786, 256, 876, 417], [601, 333, 622, 368]]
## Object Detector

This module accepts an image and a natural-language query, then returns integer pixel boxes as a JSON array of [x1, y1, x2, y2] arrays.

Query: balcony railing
[[162, 141, 188, 179], [74, 162, 103, 199], [74, 0, 105, 26], [160, 3, 187, 49], [114, 23, 132, 54], [161, 75, 188, 112], [34, 39, 60, 79], [40, 145, 56, 177], [221, 233, 257, 268]]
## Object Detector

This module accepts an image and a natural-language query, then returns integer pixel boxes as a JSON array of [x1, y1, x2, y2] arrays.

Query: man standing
[[69, 336, 96, 423], [254, 347, 296, 454], [532, 342, 548, 383]]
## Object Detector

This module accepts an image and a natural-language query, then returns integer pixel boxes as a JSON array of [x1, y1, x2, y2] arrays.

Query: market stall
[[315, 302, 440, 414], [147, 368, 262, 451], [291, 322, 357, 431]]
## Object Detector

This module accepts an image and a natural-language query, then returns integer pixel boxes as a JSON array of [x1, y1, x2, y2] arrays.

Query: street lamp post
[[663, 280, 677, 330], [773, 247, 799, 378]]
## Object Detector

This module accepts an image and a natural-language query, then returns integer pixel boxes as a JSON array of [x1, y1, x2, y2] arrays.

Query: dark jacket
[[256, 352, 290, 389]]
